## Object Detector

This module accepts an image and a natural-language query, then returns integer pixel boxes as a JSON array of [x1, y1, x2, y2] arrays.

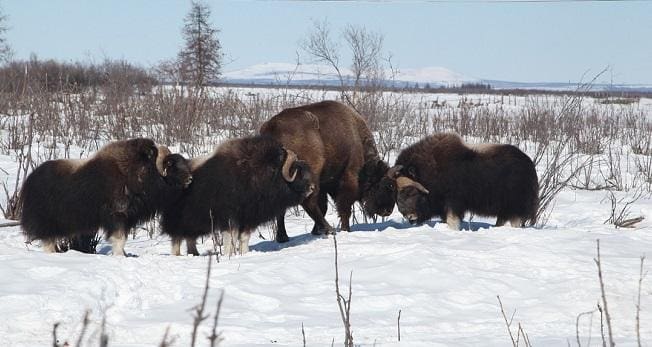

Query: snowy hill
[[221, 62, 478, 88], [222, 63, 652, 92]]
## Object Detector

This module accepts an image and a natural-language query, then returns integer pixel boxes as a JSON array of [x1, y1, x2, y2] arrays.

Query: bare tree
[[343, 24, 383, 91], [178, 0, 222, 91], [300, 19, 345, 90], [0, 7, 11, 63], [300, 20, 385, 106]]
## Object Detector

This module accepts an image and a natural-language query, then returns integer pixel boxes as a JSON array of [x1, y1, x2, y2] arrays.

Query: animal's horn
[[396, 176, 430, 194], [156, 146, 171, 177], [386, 165, 403, 178], [282, 149, 298, 182]]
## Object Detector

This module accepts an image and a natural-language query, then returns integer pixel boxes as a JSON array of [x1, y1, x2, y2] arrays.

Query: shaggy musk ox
[[260, 100, 395, 242], [160, 135, 314, 256], [393, 133, 539, 230], [20, 139, 192, 255]]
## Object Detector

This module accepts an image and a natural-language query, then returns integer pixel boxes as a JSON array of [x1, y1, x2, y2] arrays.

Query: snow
[[0, 185, 651, 346]]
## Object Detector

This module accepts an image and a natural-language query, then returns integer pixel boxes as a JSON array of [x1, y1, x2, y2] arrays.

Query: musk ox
[[392, 133, 539, 230], [20, 139, 192, 255], [260, 100, 395, 242], [160, 135, 314, 256]]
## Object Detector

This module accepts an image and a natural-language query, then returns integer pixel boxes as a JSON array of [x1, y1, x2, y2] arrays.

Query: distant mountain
[[221, 62, 477, 88], [221, 62, 652, 92]]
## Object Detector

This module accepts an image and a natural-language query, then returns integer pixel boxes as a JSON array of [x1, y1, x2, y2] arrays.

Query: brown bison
[[392, 133, 539, 230], [20, 139, 192, 255], [260, 100, 395, 242], [160, 135, 314, 256]]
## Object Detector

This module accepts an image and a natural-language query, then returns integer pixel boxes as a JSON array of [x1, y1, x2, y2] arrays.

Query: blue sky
[[2, 0, 651, 84]]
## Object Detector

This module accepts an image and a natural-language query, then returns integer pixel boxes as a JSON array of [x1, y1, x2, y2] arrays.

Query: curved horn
[[396, 176, 430, 194], [156, 146, 171, 177], [386, 165, 403, 178], [281, 149, 298, 182]]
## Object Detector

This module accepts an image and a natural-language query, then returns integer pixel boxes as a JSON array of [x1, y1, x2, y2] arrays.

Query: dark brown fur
[[19, 138, 190, 255], [394, 133, 539, 228], [260, 100, 394, 242], [160, 135, 313, 255]]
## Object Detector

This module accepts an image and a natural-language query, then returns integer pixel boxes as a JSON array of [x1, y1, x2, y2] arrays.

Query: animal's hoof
[[311, 227, 334, 236]]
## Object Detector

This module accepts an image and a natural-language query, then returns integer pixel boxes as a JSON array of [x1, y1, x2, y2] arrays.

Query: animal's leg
[[185, 237, 199, 256], [110, 230, 127, 256], [239, 230, 251, 255], [310, 191, 329, 234], [42, 239, 58, 253], [445, 210, 462, 231], [510, 217, 524, 228], [171, 238, 182, 256], [275, 213, 289, 243], [495, 216, 508, 227], [303, 186, 334, 235], [222, 229, 237, 257], [334, 172, 359, 232]]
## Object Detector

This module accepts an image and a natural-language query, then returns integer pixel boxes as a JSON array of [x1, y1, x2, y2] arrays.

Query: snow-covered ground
[[1, 179, 651, 346]]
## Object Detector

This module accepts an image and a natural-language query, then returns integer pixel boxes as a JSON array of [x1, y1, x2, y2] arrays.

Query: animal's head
[[395, 173, 430, 225], [280, 148, 315, 199], [359, 159, 396, 217], [156, 146, 193, 188], [130, 138, 158, 163]]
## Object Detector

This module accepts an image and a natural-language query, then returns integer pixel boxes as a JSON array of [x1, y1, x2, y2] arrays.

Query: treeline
[[0, 57, 156, 94]]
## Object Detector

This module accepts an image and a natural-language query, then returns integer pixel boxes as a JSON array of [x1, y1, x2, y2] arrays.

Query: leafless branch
[[575, 310, 595, 347], [333, 235, 353, 347], [636, 256, 646, 347], [594, 240, 615, 347], [191, 254, 213, 347], [207, 289, 224, 347], [397, 309, 402, 342], [74, 310, 90, 347]]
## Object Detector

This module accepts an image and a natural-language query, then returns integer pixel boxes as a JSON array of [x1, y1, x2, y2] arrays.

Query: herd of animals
[[17, 100, 540, 257]]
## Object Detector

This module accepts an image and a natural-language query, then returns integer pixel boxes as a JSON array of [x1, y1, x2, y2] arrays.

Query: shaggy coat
[[393, 133, 539, 230], [20, 139, 192, 255], [260, 100, 394, 242], [160, 135, 313, 256]]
